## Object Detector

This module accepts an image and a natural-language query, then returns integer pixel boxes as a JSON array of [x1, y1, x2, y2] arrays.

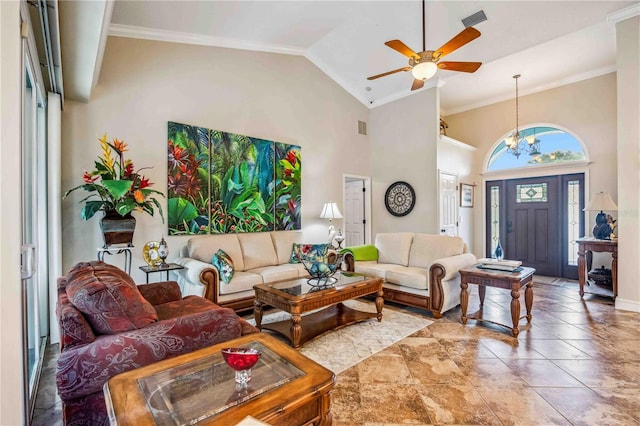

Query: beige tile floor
[[33, 277, 640, 425]]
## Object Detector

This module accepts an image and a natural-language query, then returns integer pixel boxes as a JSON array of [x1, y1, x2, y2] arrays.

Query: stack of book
[[477, 258, 522, 272]]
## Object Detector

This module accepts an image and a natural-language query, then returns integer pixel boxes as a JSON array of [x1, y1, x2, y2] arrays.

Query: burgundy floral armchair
[[55, 261, 257, 426]]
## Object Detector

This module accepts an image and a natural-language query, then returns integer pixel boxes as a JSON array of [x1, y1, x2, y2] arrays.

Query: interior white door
[[439, 171, 458, 236], [345, 179, 365, 246]]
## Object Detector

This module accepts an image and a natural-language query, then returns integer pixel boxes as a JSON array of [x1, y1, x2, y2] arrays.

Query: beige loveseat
[[344, 232, 477, 318], [173, 231, 306, 312]]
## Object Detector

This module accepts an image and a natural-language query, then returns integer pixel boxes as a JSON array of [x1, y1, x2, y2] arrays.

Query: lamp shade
[[584, 192, 618, 212], [411, 61, 437, 81], [320, 202, 343, 219]]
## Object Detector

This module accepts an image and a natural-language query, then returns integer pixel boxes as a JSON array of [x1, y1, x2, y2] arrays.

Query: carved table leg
[[478, 285, 486, 308], [290, 314, 302, 348], [510, 286, 521, 337], [254, 300, 264, 331], [577, 245, 586, 298], [611, 249, 618, 300], [525, 282, 534, 323], [460, 280, 469, 325], [375, 288, 384, 322]]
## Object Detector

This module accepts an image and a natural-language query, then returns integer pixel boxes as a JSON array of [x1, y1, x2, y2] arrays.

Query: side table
[[139, 263, 185, 283], [459, 265, 536, 337], [576, 237, 617, 300]]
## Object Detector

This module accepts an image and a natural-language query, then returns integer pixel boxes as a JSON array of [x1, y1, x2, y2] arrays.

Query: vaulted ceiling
[[59, 1, 638, 114]]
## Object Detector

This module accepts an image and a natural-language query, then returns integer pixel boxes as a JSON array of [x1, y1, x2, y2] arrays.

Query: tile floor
[[32, 278, 640, 425]]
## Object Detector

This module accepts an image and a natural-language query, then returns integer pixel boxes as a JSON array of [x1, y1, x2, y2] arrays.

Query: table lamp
[[320, 202, 343, 243], [584, 192, 617, 240]]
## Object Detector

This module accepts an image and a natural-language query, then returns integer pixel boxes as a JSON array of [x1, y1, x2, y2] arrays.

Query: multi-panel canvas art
[[167, 121, 301, 235]]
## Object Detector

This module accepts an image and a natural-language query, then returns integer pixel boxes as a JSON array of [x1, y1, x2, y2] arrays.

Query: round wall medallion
[[385, 181, 416, 217]]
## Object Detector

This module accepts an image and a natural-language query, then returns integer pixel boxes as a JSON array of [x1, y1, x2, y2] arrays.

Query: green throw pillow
[[212, 249, 234, 284], [290, 243, 329, 264]]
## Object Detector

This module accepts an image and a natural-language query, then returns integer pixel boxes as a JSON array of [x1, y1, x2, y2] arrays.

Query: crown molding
[[367, 77, 443, 110], [444, 66, 616, 116], [607, 4, 640, 24], [108, 24, 305, 56]]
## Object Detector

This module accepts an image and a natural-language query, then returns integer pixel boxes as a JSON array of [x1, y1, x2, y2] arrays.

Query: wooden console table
[[577, 238, 617, 300]]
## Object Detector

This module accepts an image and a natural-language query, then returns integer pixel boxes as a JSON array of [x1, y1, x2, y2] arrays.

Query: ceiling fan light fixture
[[411, 61, 437, 81]]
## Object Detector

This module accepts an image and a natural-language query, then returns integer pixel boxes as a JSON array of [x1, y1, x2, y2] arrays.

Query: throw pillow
[[65, 261, 158, 335], [290, 243, 329, 263], [212, 249, 235, 284]]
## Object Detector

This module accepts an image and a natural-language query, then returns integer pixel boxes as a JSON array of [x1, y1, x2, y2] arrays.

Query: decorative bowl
[[221, 347, 262, 386], [301, 253, 342, 286]]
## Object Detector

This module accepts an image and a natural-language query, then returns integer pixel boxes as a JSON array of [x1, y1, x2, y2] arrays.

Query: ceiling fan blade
[[411, 78, 425, 91], [367, 66, 412, 80], [438, 61, 482, 73], [434, 27, 481, 59], [384, 40, 420, 60]]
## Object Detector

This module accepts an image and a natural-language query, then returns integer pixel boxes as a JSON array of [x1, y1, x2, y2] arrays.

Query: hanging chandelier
[[505, 74, 541, 159]]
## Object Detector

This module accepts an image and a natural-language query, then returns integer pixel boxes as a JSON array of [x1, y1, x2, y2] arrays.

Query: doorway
[[343, 175, 371, 247], [486, 173, 584, 278], [438, 170, 458, 236]]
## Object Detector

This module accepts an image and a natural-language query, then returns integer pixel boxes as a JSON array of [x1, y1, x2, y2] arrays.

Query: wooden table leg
[[478, 285, 486, 307], [254, 300, 264, 331], [525, 282, 534, 323], [577, 245, 586, 298], [375, 288, 384, 322], [290, 313, 302, 348], [510, 286, 521, 337], [460, 280, 469, 325], [611, 249, 618, 300]]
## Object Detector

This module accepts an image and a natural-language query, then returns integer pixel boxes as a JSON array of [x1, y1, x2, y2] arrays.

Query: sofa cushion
[[249, 264, 301, 282], [212, 249, 235, 284], [386, 266, 428, 290], [354, 262, 400, 280], [238, 233, 278, 270], [271, 231, 303, 264], [375, 233, 414, 266], [290, 243, 329, 263], [154, 295, 220, 320], [218, 271, 263, 296], [408, 234, 465, 268], [65, 261, 158, 334], [188, 234, 245, 271]]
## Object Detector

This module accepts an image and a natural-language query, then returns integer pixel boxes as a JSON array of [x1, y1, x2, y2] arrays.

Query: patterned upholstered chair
[[55, 261, 257, 426]]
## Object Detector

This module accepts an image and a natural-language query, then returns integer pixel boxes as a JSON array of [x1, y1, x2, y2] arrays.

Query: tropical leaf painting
[[167, 121, 301, 235]]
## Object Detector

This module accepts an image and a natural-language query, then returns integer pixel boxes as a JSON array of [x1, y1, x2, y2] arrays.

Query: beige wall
[[445, 73, 618, 258], [615, 15, 640, 311], [61, 37, 370, 283], [0, 1, 27, 423], [369, 86, 440, 236]]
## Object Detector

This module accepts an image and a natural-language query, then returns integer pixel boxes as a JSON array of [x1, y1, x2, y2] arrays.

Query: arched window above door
[[487, 126, 587, 171]]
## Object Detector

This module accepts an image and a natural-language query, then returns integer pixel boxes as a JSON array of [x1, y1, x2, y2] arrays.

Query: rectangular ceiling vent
[[358, 120, 367, 135], [462, 10, 487, 28]]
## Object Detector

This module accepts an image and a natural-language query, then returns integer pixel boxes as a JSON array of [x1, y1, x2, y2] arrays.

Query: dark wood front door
[[486, 174, 584, 279]]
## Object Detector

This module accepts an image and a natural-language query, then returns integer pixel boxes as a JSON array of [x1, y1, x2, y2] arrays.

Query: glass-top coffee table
[[253, 271, 384, 348], [103, 333, 335, 425]]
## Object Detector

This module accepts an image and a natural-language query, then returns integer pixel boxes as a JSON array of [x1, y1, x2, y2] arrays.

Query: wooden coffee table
[[459, 265, 536, 337], [103, 333, 335, 425], [253, 272, 384, 348]]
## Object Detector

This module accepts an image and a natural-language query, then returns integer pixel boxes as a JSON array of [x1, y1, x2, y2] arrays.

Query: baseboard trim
[[615, 297, 640, 313]]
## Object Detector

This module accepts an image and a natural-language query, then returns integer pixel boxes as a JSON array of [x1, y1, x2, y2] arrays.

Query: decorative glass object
[[494, 239, 504, 260], [301, 253, 342, 287], [158, 236, 169, 267], [334, 229, 345, 249], [221, 348, 262, 386]]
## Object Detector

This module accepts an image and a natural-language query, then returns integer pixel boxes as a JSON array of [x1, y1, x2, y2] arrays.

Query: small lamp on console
[[584, 192, 617, 240], [320, 201, 343, 244]]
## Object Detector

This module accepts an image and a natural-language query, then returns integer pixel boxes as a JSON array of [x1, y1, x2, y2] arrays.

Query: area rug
[[247, 300, 432, 374]]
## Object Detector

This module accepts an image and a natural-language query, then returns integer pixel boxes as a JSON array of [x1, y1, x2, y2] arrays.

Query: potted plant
[[64, 134, 164, 247]]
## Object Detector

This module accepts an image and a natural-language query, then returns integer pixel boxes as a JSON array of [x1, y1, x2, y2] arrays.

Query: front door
[[486, 174, 584, 278]]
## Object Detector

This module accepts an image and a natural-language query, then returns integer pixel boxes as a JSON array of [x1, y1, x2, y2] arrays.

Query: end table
[[139, 263, 185, 283]]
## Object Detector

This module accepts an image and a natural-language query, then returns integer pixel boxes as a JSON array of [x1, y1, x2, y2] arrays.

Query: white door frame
[[343, 174, 372, 245], [438, 169, 459, 236]]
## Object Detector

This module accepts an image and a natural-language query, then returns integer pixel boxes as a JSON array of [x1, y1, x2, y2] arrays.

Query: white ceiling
[[69, 1, 638, 114]]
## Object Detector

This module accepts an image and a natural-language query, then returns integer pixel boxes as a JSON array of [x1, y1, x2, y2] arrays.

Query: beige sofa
[[173, 231, 306, 312], [344, 232, 477, 318]]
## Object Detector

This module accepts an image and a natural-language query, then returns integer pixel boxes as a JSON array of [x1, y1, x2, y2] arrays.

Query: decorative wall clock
[[385, 181, 416, 217]]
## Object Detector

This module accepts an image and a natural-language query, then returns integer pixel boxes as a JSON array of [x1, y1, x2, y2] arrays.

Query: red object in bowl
[[221, 348, 261, 371]]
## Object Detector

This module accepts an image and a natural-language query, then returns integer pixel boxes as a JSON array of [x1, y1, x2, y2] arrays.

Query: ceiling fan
[[367, 0, 483, 91]]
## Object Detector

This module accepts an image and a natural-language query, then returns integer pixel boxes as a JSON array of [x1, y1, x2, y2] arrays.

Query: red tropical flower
[[286, 150, 297, 166], [82, 170, 98, 184]]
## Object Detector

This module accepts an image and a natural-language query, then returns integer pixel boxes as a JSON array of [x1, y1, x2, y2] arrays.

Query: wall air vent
[[462, 10, 487, 28], [358, 121, 367, 135]]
